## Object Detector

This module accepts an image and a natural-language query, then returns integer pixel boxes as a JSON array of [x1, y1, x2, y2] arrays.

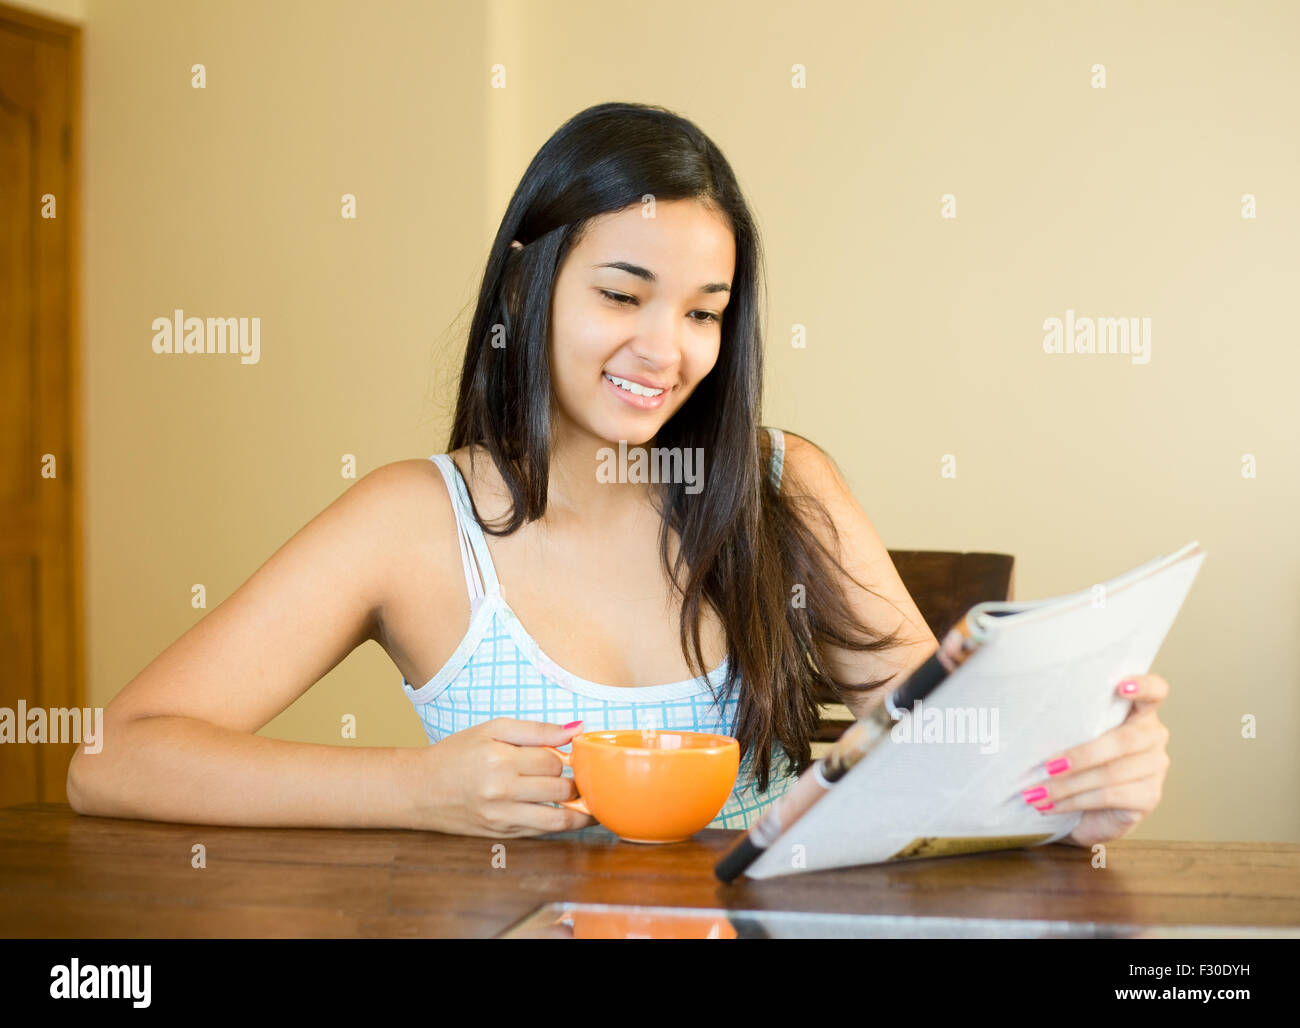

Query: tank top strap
[[429, 454, 503, 604], [764, 427, 785, 489]]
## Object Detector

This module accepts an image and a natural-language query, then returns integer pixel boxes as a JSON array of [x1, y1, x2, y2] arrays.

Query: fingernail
[[1022, 787, 1047, 803], [1118, 679, 1138, 695], [562, 720, 584, 730], [1035, 801, 1054, 811], [1046, 757, 1070, 775]]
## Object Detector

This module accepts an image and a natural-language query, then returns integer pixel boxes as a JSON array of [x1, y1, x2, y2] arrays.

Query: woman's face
[[547, 198, 735, 446]]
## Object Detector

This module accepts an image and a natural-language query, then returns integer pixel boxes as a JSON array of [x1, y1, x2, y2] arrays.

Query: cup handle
[[542, 746, 591, 816]]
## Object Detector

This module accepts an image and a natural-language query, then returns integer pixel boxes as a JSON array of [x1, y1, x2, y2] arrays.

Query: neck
[[544, 418, 661, 529]]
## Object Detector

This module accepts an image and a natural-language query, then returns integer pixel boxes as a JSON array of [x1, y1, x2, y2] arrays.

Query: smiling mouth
[[602, 372, 668, 397]]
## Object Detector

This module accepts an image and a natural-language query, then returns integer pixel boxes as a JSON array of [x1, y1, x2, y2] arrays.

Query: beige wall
[[50, 0, 1299, 843]]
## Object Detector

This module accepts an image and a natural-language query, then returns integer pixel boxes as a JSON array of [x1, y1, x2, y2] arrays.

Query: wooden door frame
[[0, 0, 84, 801]]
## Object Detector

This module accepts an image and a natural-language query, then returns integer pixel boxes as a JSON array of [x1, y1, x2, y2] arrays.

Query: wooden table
[[3, 803, 1299, 938]]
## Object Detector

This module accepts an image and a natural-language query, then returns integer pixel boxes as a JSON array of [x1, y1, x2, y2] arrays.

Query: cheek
[[553, 307, 613, 373], [683, 342, 722, 384]]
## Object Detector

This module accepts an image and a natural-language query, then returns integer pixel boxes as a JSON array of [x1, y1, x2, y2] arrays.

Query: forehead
[[577, 201, 735, 276]]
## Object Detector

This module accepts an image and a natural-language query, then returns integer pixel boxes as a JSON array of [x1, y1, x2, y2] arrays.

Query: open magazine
[[738, 541, 1205, 879]]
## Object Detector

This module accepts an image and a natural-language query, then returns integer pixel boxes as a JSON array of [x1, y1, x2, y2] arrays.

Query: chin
[[595, 422, 660, 447]]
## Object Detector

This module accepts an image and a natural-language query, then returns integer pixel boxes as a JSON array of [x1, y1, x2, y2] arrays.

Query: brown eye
[[601, 289, 719, 325]]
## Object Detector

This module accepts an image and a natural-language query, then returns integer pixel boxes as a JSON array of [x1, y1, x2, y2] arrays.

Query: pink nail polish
[[1022, 787, 1047, 803], [1046, 758, 1070, 775], [562, 720, 584, 730], [1119, 679, 1138, 695], [1035, 801, 1054, 811]]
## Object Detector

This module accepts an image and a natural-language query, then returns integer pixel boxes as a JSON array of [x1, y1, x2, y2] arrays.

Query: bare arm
[[66, 460, 440, 829], [777, 432, 940, 719]]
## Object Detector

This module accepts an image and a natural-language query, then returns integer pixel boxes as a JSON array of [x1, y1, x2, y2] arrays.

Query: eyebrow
[[593, 261, 730, 294]]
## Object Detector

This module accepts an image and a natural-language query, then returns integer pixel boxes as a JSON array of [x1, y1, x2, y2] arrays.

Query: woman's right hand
[[408, 717, 596, 837]]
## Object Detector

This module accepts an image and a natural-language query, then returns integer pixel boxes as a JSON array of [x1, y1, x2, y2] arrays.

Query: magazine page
[[743, 545, 1205, 879]]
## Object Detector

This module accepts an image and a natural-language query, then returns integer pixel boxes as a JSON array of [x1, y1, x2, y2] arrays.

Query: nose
[[626, 310, 685, 378]]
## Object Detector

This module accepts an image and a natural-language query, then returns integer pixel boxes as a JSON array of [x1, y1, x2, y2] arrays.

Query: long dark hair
[[447, 101, 904, 790]]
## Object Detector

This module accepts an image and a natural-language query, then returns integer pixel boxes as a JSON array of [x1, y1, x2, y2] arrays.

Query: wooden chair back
[[812, 550, 1015, 743]]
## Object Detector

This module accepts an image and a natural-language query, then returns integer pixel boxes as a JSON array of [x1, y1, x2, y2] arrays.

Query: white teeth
[[604, 372, 664, 397]]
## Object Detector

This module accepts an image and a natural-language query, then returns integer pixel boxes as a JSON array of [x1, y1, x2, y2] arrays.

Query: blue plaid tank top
[[400, 427, 796, 836]]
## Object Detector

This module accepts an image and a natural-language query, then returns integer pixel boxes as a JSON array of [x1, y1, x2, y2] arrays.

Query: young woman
[[68, 102, 1172, 844]]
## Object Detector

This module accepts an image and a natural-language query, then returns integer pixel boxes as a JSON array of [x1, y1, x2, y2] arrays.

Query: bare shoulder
[[367, 445, 510, 537], [769, 429, 939, 688], [771, 429, 883, 558], [352, 457, 460, 554], [774, 430, 845, 497], [358, 456, 453, 503], [445, 443, 515, 521]]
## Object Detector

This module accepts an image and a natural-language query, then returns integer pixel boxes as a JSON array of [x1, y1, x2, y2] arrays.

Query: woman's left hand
[[1021, 674, 1171, 847]]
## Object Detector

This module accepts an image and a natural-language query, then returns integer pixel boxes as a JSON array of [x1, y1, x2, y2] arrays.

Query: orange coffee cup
[[543, 730, 740, 843], [558, 908, 739, 939]]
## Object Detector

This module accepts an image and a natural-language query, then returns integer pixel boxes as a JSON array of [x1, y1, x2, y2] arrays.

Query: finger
[[1117, 673, 1169, 715], [1022, 747, 1168, 807], [484, 716, 585, 746], [1034, 774, 1162, 816], [511, 741, 578, 776], [1031, 716, 1168, 782], [489, 800, 594, 836], [507, 771, 583, 804]]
